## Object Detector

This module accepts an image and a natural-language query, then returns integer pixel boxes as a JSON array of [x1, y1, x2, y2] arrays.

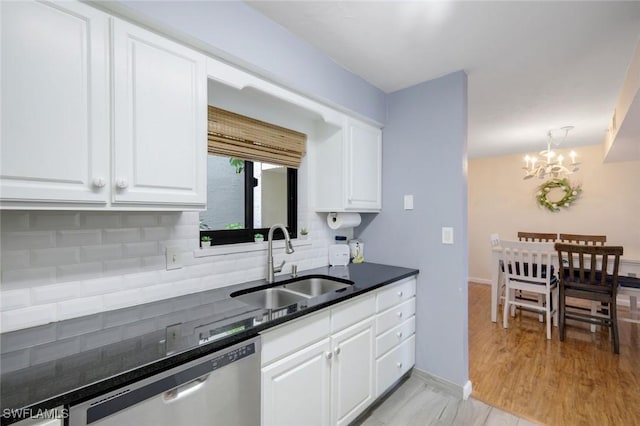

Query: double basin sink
[[231, 276, 353, 311]]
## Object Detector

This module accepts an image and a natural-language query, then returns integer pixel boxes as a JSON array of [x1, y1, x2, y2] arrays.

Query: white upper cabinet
[[0, 1, 110, 206], [0, 1, 207, 210], [315, 117, 382, 212], [112, 19, 206, 207]]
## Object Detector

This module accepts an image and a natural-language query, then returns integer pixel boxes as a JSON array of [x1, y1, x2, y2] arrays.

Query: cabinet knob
[[334, 347, 341, 356], [396, 331, 403, 339], [397, 312, 403, 319], [397, 291, 403, 297], [116, 179, 129, 189], [326, 352, 333, 360], [92, 177, 106, 188], [396, 362, 403, 369]]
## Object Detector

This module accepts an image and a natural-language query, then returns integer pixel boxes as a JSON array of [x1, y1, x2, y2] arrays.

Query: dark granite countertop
[[0, 262, 418, 425]]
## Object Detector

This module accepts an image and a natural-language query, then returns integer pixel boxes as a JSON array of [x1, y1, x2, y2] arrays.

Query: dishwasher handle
[[163, 375, 209, 402]]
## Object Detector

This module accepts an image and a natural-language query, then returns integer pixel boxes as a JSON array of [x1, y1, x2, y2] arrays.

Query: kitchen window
[[199, 106, 305, 246]]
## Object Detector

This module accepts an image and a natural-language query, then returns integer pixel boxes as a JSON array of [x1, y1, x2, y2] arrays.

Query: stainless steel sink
[[232, 287, 310, 310], [282, 277, 352, 297]]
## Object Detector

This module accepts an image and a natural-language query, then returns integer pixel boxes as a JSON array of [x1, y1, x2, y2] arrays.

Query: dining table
[[489, 245, 640, 324]]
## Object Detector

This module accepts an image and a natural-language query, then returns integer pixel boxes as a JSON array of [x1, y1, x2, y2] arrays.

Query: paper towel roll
[[327, 212, 361, 230]]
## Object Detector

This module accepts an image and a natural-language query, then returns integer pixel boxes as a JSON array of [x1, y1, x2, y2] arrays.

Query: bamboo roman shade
[[207, 106, 306, 169]]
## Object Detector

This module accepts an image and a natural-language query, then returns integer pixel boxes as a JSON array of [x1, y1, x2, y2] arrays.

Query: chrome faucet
[[266, 224, 295, 283]]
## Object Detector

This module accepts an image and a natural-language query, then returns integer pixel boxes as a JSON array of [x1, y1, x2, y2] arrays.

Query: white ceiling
[[247, 1, 640, 159]]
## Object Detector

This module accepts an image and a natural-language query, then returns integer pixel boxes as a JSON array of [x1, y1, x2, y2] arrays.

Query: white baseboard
[[469, 277, 491, 285], [411, 367, 472, 400]]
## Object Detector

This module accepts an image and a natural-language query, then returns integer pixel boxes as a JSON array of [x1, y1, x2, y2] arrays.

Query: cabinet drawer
[[375, 316, 415, 358], [262, 310, 330, 365], [376, 298, 415, 336], [376, 278, 416, 312], [331, 293, 376, 333], [375, 334, 415, 398]]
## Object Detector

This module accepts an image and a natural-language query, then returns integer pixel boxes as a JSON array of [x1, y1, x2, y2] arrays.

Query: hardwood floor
[[469, 282, 640, 426]]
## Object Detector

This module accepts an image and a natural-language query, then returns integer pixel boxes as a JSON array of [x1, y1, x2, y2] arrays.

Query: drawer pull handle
[[334, 347, 341, 356], [396, 362, 403, 369], [397, 291, 403, 297], [116, 179, 129, 189], [326, 352, 333, 360], [397, 331, 403, 338], [397, 312, 403, 318]]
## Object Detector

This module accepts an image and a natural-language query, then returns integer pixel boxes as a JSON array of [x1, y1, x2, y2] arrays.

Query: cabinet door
[[1, 1, 109, 205], [112, 19, 206, 208], [331, 317, 375, 426], [262, 338, 331, 426], [345, 119, 382, 211]]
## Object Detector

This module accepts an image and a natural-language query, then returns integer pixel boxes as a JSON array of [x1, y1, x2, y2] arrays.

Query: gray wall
[[118, 0, 387, 124], [356, 71, 469, 386]]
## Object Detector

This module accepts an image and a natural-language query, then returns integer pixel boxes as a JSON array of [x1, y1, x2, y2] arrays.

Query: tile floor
[[353, 374, 538, 426]]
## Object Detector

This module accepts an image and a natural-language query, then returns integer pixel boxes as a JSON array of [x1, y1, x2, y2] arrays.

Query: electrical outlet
[[166, 246, 182, 270]]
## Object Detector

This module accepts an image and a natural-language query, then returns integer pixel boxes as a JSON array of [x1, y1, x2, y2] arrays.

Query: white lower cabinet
[[261, 277, 417, 426], [330, 317, 375, 426], [262, 338, 332, 426], [374, 277, 417, 399]]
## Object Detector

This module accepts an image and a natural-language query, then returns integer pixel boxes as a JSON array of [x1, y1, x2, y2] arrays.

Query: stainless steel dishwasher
[[69, 336, 260, 425]]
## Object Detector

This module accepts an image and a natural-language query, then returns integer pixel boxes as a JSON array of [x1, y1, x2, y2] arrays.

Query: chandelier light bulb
[[522, 126, 578, 180]]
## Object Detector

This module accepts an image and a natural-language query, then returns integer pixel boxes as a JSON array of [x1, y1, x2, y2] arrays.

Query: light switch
[[442, 227, 454, 244], [404, 194, 414, 210], [166, 246, 182, 270]]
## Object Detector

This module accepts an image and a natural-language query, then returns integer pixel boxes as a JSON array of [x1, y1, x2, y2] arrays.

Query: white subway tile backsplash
[[57, 230, 101, 247], [80, 244, 124, 262], [1, 305, 57, 333], [57, 262, 103, 281], [0, 205, 333, 331], [158, 213, 181, 226], [80, 213, 122, 229], [81, 276, 124, 297], [3, 231, 56, 250], [1, 212, 29, 230], [103, 289, 143, 311], [142, 226, 170, 241], [141, 255, 165, 270], [141, 283, 175, 303], [124, 242, 159, 257], [103, 228, 142, 244], [30, 212, 80, 230], [31, 247, 79, 267], [57, 296, 104, 321], [32, 281, 83, 304], [103, 258, 143, 275], [1, 249, 30, 270], [0, 289, 31, 311], [123, 214, 158, 227], [2, 267, 56, 287]]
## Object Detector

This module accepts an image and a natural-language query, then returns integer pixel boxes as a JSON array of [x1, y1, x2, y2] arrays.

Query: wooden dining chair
[[500, 240, 558, 339], [517, 232, 558, 242], [558, 233, 606, 246], [554, 243, 623, 354]]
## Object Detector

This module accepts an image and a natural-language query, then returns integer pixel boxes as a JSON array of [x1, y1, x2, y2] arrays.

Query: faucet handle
[[274, 260, 286, 273]]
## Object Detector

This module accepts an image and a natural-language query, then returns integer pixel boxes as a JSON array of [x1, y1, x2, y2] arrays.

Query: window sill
[[194, 238, 312, 258]]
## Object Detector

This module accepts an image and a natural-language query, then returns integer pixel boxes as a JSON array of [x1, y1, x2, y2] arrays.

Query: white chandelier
[[523, 126, 579, 180]]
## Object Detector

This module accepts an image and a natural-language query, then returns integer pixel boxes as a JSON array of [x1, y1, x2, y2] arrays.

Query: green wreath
[[536, 178, 581, 212]]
